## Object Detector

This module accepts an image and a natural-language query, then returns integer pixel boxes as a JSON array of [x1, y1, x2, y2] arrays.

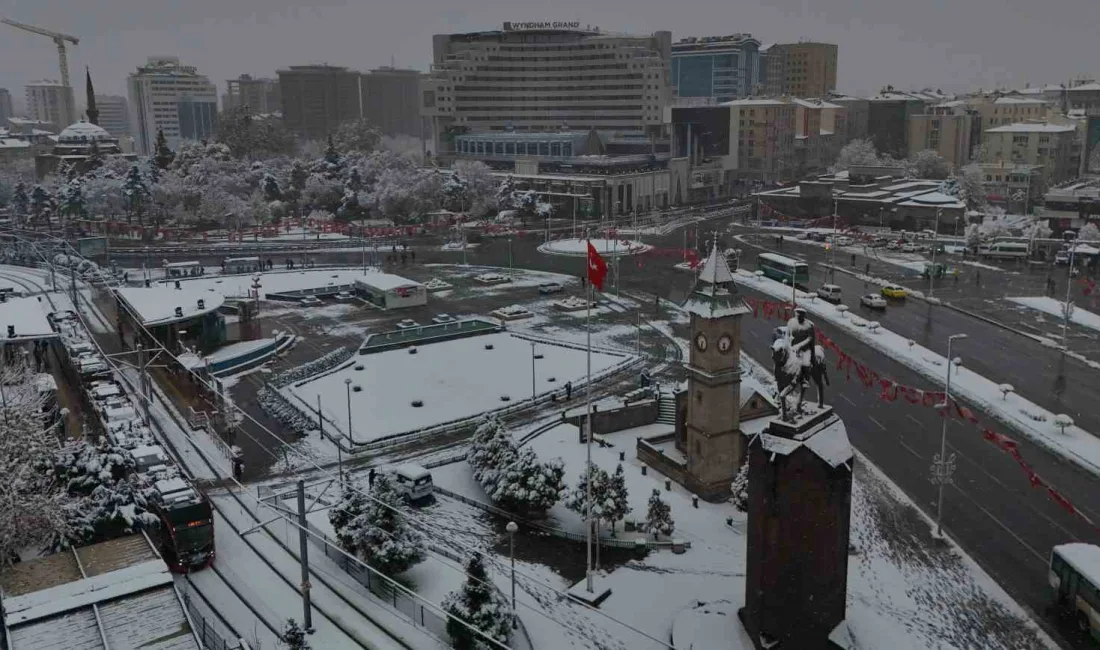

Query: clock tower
[[681, 240, 751, 500]]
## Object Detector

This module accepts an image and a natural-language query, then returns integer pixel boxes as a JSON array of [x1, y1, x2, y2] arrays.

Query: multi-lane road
[[107, 220, 1100, 648]]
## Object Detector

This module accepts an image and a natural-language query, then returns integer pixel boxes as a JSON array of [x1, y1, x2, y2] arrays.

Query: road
[[107, 223, 1100, 648]]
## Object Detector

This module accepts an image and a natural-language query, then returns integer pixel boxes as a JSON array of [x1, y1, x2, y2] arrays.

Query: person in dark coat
[[368, 468, 377, 489]]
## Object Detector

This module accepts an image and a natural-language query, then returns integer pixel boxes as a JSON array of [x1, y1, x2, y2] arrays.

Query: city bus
[[756, 253, 811, 289], [1050, 543, 1100, 640], [977, 241, 1029, 259]]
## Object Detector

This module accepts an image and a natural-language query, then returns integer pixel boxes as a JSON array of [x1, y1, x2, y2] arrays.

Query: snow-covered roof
[[1068, 83, 1100, 92], [754, 412, 853, 468], [986, 123, 1076, 133], [117, 286, 225, 326], [906, 191, 963, 206], [681, 242, 751, 319], [725, 98, 788, 106], [0, 297, 57, 341], [791, 98, 841, 109], [0, 138, 31, 150], [57, 120, 114, 143], [1055, 543, 1100, 584], [354, 271, 423, 291], [993, 96, 1047, 105]]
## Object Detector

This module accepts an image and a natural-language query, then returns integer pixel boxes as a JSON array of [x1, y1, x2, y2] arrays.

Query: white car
[[860, 294, 887, 309], [836, 236, 855, 246], [396, 319, 420, 329], [816, 284, 843, 303], [538, 282, 564, 294], [299, 296, 322, 306], [335, 291, 354, 300], [901, 243, 919, 253]]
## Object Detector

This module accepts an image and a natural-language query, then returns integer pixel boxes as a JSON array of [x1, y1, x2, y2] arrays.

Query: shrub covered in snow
[[443, 553, 512, 650], [643, 489, 675, 539], [270, 347, 354, 388], [730, 461, 749, 513], [342, 474, 425, 575], [329, 482, 369, 552], [468, 417, 564, 515], [282, 618, 311, 650]]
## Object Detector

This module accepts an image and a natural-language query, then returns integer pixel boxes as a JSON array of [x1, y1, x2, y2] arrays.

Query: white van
[[816, 284, 843, 303], [387, 464, 434, 502]]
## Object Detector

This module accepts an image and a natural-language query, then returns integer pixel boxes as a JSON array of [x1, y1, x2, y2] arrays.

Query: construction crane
[[2, 17, 79, 89]]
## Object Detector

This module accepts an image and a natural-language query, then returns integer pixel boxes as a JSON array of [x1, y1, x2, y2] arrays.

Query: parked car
[[299, 296, 322, 306], [886, 241, 902, 251], [538, 282, 564, 295], [816, 284, 843, 303], [881, 284, 908, 299], [861, 294, 888, 309], [335, 291, 354, 300], [836, 236, 855, 246], [385, 464, 434, 503], [901, 243, 919, 253], [396, 319, 420, 329], [1055, 250, 1071, 265]]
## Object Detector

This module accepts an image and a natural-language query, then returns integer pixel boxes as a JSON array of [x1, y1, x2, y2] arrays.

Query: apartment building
[[127, 57, 218, 154], [907, 102, 973, 168], [95, 95, 131, 138], [422, 24, 672, 158], [225, 74, 281, 114], [25, 80, 74, 131], [670, 34, 763, 103], [983, 122, 1078, 186], [362, 67, 421, 137], [761, 42, 838, 98], [277, 65, 362, 141], [0, 88, 13, 123]]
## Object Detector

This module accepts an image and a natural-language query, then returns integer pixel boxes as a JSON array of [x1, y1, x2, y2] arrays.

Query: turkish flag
[[587, 241, 608, 291]]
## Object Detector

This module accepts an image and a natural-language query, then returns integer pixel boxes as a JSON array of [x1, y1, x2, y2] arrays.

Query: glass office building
[[670, 35, 762, 103]]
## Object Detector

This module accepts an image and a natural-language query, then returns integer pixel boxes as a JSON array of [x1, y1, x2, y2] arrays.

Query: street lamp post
[[530, 341, 536, 399], [933, 333, 966, 538], [1062, 240, 1077, 352], [831, 198, 838, 281], [928, 208, 942, 299], [341, 378, 353, 487], [506, 521, 519, 630]]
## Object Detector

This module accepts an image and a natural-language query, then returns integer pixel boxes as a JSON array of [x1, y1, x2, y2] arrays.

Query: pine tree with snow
[[564, 462, 612, 531], [348, 474, 425, 575], [123, 164, 150, 225], [328, 482, 369, 553], [443, 554, 512, 650], [730, 460, 749, 513], [282, 618, 311, 650], [496, 175, 516, 211], [486, 448, 565, 515], [604, 463, 631, 534], [83, 140, 104, 175], [643, 489, 674, 539], [29, 184, 57, 231], [154, 128, 175, 169], [468, 416, 516, 491], [60, 180, 87, 222], [12, 180, 29, 222], [331, 118, 381, 155], [346, 166, 363, 193], [322, 135, 344, 179]]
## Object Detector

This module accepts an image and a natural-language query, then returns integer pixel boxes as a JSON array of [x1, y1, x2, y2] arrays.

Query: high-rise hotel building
[[422, 24, 672, 158]]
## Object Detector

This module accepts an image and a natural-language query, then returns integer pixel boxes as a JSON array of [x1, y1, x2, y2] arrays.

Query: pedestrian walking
[[851, 253, 856, 267], [865, 262, 870, 275], [368, 468, 376, 489], [401, 252, 407, 265], [566, 381, 573, 400], [410, 250, 416, 262], [975, 270, 981, 285]]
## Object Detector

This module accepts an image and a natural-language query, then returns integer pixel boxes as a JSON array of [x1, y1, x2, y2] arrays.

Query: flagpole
[[585, 243, 594, 593]]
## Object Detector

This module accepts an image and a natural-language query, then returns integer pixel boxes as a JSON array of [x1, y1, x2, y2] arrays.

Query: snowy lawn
[[537, 238, 653, 258], [735, 269, 1100, 477], [282, 332, 628, 443], [1008, 295, 1100, 335]]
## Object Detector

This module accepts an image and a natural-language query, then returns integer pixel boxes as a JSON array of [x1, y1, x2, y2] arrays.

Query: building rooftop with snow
[[0, 534, 202, 650]]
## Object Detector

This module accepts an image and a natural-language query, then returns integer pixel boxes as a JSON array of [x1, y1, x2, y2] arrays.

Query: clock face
[[718, 334, 733, 354], [694, 332, 708, 352]]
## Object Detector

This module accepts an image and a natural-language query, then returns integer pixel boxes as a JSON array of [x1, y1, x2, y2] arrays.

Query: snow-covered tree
[[29, 184, 57, 230], [153, 128, 175, 170], [123, 164, 150, 225], [604, 464, 631, 534], [730, 460, 749, 512], [907, 149, 951, 180], [468, 417, 516, 493], [60, 179, 87, 222], [380, 134, 424, 163], [46, 439, 159, 548], [485, 448, 565, 514], [347, 474, 425, 575], [0, 360, 71, 564], [370, 166, 443, 223], [829, 139, 881, 173], [964, 223, 982, 248], [320, 135, 345, 179], [643, 489, 674, 539], [1079, 222, 1100, 242], [332, 118, 381, 155], [282, 618, 311, 650], [564, 462, 612, 532], [329, 482, 369, 552], [452, 160, 497, 217], [443, 554, 511, 650], [262, 172, 283, 201], [12, 180, 29, 221], [82, 140, 105, 175], [1023, 220, 1053, 241], [955, 164, 987, 210], [216, 106, 298, 160], [496, 175, 516, 211]]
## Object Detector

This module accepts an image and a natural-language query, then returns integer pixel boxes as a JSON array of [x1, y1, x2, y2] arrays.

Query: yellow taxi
[[880, 284, 908, 299]]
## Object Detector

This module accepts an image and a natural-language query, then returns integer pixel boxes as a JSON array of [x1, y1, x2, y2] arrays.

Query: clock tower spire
[[680, 238, 751, 500]]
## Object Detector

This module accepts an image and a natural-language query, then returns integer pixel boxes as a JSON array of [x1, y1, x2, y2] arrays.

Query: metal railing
[[182, 584, 251, 650]]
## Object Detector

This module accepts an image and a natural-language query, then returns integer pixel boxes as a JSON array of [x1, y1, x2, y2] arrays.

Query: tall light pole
[[1062, 242, 1077, 352], [928, 207, 942, 299], [506, 521, 519, 629], [831, 198, 838, 282], [342, 378, 353, 486], [933, 333, 966, 538], [530, 341, 537, 399]]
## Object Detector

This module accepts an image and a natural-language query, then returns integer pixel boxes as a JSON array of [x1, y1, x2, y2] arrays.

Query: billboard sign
[[76, 237, 108, 257]]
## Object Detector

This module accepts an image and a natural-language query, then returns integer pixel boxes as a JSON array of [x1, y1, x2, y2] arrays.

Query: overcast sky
[[1, 0, 1097, 111]]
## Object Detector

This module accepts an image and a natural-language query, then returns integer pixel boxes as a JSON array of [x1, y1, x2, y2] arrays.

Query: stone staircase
[[657, 395, 677, 425]]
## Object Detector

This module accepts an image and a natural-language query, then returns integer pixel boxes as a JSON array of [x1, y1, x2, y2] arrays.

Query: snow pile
[[735, 269, 1100, 476], [1007, 296, 1100, 335]]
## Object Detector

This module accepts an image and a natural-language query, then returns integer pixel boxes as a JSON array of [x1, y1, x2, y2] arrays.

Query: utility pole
[[137, 343, 151, 425], [1063, 243, 1077, 352], [929, 207, 942, 299], [933, 334, 966, 538], [530, 341, 537, 399], [296, 480, 314, 633]]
